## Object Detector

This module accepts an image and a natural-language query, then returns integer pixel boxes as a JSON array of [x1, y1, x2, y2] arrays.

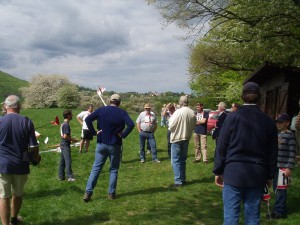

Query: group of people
[[213, 82, 297, 224], [0, 81, 299, 225]]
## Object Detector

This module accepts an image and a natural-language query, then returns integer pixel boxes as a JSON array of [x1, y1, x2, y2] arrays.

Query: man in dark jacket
[[212, 102, 227, 141], [213, 82, 277, 225], [83, 94, 134, 201]]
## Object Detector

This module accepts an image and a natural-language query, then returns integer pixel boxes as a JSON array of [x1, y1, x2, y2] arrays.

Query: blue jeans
[[58, 141, 74, 179], [272, 169, 287, 215], [171, 140, 189, 184], [139, 131, 158, 161], [222, 184, 263, 225], [85, 143, 121, 194]]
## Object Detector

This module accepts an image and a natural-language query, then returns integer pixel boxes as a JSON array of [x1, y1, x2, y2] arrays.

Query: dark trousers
[[58, 141, 74, 179]]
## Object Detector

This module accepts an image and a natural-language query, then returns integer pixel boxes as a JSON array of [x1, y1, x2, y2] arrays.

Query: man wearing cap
[[0, 95, 40, 225], [136, 103, 160, 163], [83, 94, 134, 201], [168, 96, 196, 187], [213, 82, 278, 224], [212, 102, 228, 141]]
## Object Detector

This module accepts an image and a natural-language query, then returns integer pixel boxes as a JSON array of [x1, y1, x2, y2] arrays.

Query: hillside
[[0, 71, 28, 102]]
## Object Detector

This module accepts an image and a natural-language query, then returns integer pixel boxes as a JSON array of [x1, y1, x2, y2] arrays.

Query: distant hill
[[0, 71, 28, 102]]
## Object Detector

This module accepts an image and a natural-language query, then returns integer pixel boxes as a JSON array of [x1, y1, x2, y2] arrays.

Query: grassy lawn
[[14, 108, 300, 225]]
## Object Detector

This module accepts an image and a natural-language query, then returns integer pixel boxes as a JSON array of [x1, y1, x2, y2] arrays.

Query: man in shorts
[[77, 104, 94, 153], [0, 95, 39, 225]]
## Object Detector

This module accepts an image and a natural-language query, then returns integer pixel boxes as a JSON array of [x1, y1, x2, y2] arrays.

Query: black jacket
[[213, 105, 278, 187]]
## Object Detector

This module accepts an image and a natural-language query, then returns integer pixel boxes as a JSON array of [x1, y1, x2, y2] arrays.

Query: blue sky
[[0, 0, 191, 93]]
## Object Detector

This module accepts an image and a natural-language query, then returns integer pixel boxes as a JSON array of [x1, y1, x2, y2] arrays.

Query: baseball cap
[[243, 82, 259, 93], [275, 113, 290, 122], [110, 94, 121, 102]]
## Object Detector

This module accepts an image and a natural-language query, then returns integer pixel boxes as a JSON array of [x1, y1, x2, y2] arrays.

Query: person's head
[[196, 103, 204, 112], [216, 102, 226, 111], [63, 109, 73, 120], [110, 94, 121, 106], [4, 95, 21, 113], [179, 95, 188, 107], [275, 113, 290, 132], [168, 103, 175, 114], [231, 103, 240, 112], [144, 103, 151, 112], [87, 104, 94, 113], [242, 82, 260, 104]]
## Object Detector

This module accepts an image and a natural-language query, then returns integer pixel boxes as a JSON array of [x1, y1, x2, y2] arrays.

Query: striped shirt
[[277, 130, 296, 169]]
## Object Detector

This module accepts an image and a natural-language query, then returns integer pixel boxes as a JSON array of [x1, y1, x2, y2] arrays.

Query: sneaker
[[108, 193, 116, 199], [153, 159, 161, 163], [141, 159, 145, 163], [67, 178, 76, 182], [83, 192, 92, 202], [147, 150, 150, 154], [10, 216, 22, 225]]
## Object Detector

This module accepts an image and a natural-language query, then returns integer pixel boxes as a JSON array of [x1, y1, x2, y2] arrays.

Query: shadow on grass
[[37, 212, 110, 225], [118, 177, 214, 198], [26, 185, 83, 199]]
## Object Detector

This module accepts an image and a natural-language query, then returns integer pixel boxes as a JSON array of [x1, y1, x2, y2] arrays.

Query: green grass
[[0, 71, 28, 102], [12, 108, 300, 225]]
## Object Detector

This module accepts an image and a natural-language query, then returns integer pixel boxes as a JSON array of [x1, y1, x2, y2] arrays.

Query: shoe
[[67, 177, 76, 182], [58, 177, 65, 181], [141, 159, 145, 163], [153, 159, 161, 163], [108, 193, 116, 199], [147, 150, 150, 154], [203, 160, 209, 164], [10, 216, 22, 225], [267, 212, 287, 219], [193, 160, 200, 163], [83, 192, 92, 202]]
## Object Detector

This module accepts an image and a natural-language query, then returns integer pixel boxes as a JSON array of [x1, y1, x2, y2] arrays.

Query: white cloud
[[0, 0, 191, 93]]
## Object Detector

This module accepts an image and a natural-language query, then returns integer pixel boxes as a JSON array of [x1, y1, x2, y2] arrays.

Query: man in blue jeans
[[83, 94, 134, 201], [168, 96, 196, 187], [213, 82, 278, 225], [136, 103, 161, 163]]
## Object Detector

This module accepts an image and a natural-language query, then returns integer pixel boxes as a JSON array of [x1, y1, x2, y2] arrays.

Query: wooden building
[[245, 62, 300, 119]]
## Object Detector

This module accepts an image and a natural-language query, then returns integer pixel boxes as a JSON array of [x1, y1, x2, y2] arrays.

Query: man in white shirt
[[77, 104, 94, 153]]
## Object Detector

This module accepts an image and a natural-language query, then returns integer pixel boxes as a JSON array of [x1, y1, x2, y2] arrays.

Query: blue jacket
[[213, 105, 278, 187], [85, 105, 134, 145]]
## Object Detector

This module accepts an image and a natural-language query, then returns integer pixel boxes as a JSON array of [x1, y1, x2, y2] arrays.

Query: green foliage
[[0, 71, 28, 102], [21, 75, 72, 108], [150, 0, 300, 102], [17, 108, 300, 225], [56, 85, 80, 109]]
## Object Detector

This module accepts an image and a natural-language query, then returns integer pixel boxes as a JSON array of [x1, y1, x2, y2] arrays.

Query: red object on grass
[[51, 116, 60, 125]]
